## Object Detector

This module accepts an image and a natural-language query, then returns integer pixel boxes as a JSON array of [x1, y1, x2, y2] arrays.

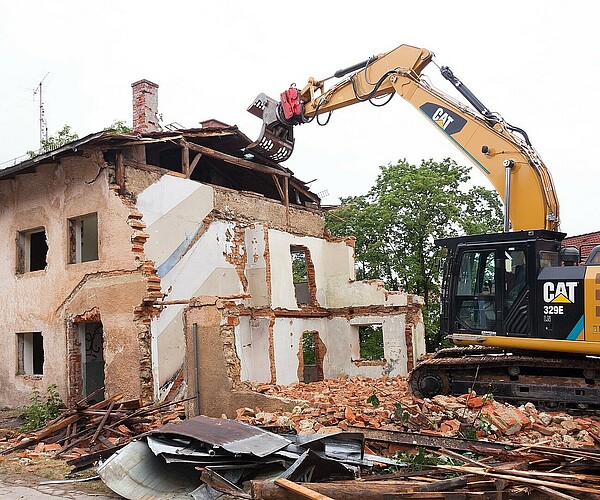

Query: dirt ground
[[0, 408, 119, 498]]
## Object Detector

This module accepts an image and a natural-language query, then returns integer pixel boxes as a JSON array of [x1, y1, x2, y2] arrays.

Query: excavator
[[246, 44, 600, 410]]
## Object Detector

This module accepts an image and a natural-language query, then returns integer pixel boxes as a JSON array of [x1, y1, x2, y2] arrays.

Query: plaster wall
[[184, 301, 296, 418], [0, 153, 145, 405], [268, 229, 412, 310], [235, 316, 271, 382], [244, 224, 269, 308], [136, 176, 246, 391], [268, 231, 328, 309], [270, 315, 411, 387]]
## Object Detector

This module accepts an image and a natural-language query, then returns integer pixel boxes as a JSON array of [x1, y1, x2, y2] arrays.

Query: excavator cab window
[[455, 250, 497, 331], [505, 249, 527, 310], [453, 246, 530, 335]]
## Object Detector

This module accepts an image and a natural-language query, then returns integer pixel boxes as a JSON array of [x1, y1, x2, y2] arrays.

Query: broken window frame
[[16, 332, 44, 376], [68, 213, 99, 264], [17, 227, 48, 273]]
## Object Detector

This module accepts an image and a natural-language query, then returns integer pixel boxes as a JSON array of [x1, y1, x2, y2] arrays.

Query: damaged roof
[[0, 122, 320, 208]]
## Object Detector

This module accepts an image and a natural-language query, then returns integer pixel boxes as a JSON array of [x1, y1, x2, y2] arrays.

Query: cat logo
[[432, 107, 455, 130], [419, 103, 466, 135], [543, 281, 578, 304]]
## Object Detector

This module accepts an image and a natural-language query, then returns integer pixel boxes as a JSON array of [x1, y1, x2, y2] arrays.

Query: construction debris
[[238, 375, 600, 448], [0, 390, 185, 470], [97, 415, 365, 499], [5, 375, 600, 498]]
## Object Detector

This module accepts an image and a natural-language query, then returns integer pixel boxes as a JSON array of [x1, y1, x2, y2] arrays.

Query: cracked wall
[[0, 149, 425, 411], [0, 152, 154, 406]]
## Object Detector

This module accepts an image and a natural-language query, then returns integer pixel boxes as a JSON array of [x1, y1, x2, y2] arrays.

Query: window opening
[[18, 228, 48, 273], [291, 246, 311, 305], [359, 325, 384, 360], [69, 214, 98, 263], [17, 332, 44, 375]]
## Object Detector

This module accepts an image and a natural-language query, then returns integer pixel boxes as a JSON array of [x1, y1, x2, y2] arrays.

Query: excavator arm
[[247, 44, 560, 232]]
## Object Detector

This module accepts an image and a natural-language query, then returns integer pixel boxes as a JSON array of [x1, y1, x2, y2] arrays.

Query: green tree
[[325, 158, 503, 351], [104, 120, 133, 134], [28, 125, 79, 158]]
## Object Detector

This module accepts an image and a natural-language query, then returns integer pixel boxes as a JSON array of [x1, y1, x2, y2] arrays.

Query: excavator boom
[[247, 44, 560, 232], [246, 43, 600, 409]]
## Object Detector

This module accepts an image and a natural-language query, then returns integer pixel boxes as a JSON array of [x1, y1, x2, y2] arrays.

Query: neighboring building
[[0, 80, 425, 416], [563, 231, 600, 262]]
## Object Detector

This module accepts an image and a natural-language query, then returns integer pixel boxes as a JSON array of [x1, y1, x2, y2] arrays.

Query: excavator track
[[409, 346, 600, 412]]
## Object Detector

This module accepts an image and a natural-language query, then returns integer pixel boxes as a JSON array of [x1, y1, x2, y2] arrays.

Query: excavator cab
[[437, 230, 567, 342]]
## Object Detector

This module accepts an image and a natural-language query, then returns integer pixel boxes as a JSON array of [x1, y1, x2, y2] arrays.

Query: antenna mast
[[33, 73, 49, 148]]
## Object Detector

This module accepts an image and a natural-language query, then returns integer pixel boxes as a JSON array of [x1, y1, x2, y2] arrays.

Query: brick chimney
[[131, 79, 160, 133]]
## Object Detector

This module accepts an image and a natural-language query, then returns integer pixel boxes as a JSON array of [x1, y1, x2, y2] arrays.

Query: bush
[[20, 384, 63, 432]]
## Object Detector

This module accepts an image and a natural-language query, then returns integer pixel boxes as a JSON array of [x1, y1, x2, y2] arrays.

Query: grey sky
[[1, 1, 596, 236]]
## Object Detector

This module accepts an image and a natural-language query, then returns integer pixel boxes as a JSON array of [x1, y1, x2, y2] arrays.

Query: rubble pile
[[0, 392, 185, 470], [239, 375, 600, 448]]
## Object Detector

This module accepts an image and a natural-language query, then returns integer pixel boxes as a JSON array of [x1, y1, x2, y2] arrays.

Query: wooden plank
[[271, 174, 285, 201], [418, 476, 469, 492], [532, 486, 580, 500], [181, 143, 190, 177], [253, 480, 507, 499], [183, 139, 290, 178], [348, 427, 511, 454], [439, 465, 600, 495], [90, 400, 115, 444], [0, 413, 83, 455], [66, 442, 129, 472], [274, 479, 334, 500]]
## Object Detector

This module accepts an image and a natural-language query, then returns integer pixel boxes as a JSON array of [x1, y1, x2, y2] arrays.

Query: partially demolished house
[[0, 80, 425, 416]]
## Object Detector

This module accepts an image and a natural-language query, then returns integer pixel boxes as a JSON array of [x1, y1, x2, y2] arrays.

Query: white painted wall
[[137, 177, 246, 391], [236, 316, 271, 382], [244, 224, 269, 308], [270, 315, 412, 386], [268, 228, 411, 309], [138, 177, 214, 277]]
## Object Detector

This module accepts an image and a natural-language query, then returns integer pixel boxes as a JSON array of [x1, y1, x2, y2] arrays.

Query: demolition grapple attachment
[[246, 87, 304, 162]]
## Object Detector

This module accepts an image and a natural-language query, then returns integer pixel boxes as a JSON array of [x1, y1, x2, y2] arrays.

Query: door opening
[[79, 322, 105, 401]]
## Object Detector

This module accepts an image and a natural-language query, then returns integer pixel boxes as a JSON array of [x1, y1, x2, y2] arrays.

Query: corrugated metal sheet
[[149, 414, 291, 457], [97, 439, 202, 499]]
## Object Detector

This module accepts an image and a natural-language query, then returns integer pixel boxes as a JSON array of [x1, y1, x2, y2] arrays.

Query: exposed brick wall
[[563, 231, 600, 261], [131, 79, 160, 134], [66, 307, 102, 405]]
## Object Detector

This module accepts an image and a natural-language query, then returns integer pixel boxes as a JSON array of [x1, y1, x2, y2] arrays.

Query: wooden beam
[[253, 480, 487, 499], [181, 139, 290, 178], [271, 174, 285, 202], [274, 479, 334, 500], [116, 152, 125, 195], [181, 143, 190, 177], [188, 152, 202, 178], [290, 179, 320, 204], [123, 159, 187, 179]]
